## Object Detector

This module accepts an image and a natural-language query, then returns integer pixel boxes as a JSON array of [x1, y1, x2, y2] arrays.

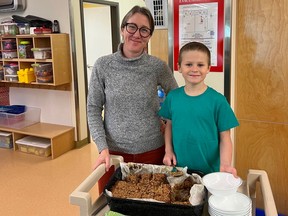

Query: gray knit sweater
[[87, 44, 178, 154]]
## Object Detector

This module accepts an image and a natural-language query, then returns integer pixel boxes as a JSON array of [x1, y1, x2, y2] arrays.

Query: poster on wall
[[173, 0, 224, 72]]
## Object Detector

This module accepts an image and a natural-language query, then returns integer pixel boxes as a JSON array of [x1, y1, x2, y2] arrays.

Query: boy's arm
[[163, 120, 177, 166], [219, 130, 238, 177]]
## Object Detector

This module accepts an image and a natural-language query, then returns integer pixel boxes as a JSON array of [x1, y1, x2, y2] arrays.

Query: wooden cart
[[70, 155, 278, 216]]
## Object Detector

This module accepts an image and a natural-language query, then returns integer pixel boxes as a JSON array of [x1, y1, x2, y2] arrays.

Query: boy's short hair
[[178, 41, 211, 66]]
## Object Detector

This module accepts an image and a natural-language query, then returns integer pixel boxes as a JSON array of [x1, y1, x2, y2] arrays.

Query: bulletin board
[[173, 0, 224, 72]]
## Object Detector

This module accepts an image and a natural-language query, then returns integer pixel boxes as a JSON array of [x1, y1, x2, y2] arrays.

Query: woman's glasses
[[125, 23, 151, 38]]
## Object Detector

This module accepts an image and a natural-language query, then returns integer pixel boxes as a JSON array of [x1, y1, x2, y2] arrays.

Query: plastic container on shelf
[[33, 27, 52, 34], [0, 23, 19, 35], [16, 136, 51, 157], [18, 41, 33, 58], [0, 131, 13, 149], [0, 106, 41, 129], [31, 47, 51, 59], [2, 39, 17, 50], [17, 23, 30, 35], [0, 69, 3, 80], [4, 74, 18, 82], [2, 50, 17, 59], [4, 63, 19, 75], [32, 63, 53, 83], [17, 68, 35, 83]]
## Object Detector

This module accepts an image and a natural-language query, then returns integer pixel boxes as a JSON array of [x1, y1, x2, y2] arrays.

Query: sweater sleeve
[[157, 61, 178, 94], [87, 58, 108, 153]]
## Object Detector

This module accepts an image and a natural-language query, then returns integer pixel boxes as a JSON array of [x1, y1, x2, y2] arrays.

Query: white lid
[[16, 136, 51, 148], [0, 131, 12, 136], [31, 47, 51, 51], [0, 23, 17, 26], [4, 75, 18, 77]]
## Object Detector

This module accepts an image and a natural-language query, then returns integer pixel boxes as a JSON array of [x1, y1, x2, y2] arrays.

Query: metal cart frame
[[70, 155, 278, 216]]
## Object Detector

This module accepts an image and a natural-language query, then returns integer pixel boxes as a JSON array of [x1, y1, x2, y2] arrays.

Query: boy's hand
[[220, 164, 238, 178], [163, 152, 177, 166]]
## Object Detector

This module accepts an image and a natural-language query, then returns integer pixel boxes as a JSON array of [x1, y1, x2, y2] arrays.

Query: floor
[[0, 143, 99, 216]]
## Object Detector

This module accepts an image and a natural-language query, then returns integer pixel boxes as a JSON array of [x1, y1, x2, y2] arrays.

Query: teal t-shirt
[[158, 86, 239, 174]]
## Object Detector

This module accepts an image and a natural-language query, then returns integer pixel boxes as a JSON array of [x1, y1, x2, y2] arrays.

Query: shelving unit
[[0, 33, 72, 90], [0, 122, 75, 159]]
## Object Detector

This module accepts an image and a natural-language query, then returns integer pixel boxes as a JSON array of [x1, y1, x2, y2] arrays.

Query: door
[[82, 1, 120, 87], [235, 0, 288, 214], [80, 0, 120, 144]]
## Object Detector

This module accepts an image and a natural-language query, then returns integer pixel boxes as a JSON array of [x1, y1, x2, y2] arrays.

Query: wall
[[0, 0, 76, 128]]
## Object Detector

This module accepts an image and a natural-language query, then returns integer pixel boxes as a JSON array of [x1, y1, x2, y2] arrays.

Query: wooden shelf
[[0, 34, 72, 89], [0, 122, 75, 159]]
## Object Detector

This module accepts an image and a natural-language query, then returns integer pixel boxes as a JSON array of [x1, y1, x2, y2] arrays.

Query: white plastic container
[[4, 74, 18, 82], [31, 47, 52, 59], [16, 136, 51, 157], [2, 50, 17, 58]]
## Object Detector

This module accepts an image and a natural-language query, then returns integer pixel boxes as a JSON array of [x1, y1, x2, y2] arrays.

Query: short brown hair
[[178, 42, 211, 66], [120, 5, 155, 36]]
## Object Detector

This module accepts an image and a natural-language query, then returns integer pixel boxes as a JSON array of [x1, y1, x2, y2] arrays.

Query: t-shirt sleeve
[[217, 97, 239, 132]]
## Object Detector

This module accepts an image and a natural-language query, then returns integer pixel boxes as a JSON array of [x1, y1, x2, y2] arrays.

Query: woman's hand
[[92, 148, 111, 171]]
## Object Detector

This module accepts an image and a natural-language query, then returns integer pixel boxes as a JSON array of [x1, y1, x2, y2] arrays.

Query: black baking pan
[[104, 166, 207, 216]]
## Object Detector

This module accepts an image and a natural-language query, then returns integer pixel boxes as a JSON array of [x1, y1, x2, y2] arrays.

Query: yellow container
[[17, 68, 36, 83]]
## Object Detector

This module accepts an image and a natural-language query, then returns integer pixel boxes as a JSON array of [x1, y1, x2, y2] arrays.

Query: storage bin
[[0, 69, 3, 80], [16, 136, 51, 157], [32, 63, 53, 83], [2, 39, 17, 50], [17, 68, 35, 83], [0, 23, 19, 35], [17, 23, 30, 35], [0, 106, 41, 129], [31, 47, 51, 59], [34, 27, 52, 34], [18, 41, 33, 58], [4, 74, 18, 82], [4, 63, 19, 75], [2, 50, 17, 58], [0, 131, 13, 149]]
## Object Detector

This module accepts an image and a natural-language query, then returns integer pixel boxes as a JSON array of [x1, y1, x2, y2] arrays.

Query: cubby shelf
[[0, 123, 75, 159], [0, 33, 72, 90]]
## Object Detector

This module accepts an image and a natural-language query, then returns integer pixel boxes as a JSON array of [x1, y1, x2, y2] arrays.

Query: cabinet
[[0, 34, 71, 90], [0, 123, 75, 159]]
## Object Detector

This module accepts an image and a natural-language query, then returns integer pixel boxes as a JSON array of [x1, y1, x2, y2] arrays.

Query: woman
[[87, 5, 178, 193]]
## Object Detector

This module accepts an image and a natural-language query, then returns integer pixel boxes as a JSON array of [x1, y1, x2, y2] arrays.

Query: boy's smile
[[178, 50, 210, 86]]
